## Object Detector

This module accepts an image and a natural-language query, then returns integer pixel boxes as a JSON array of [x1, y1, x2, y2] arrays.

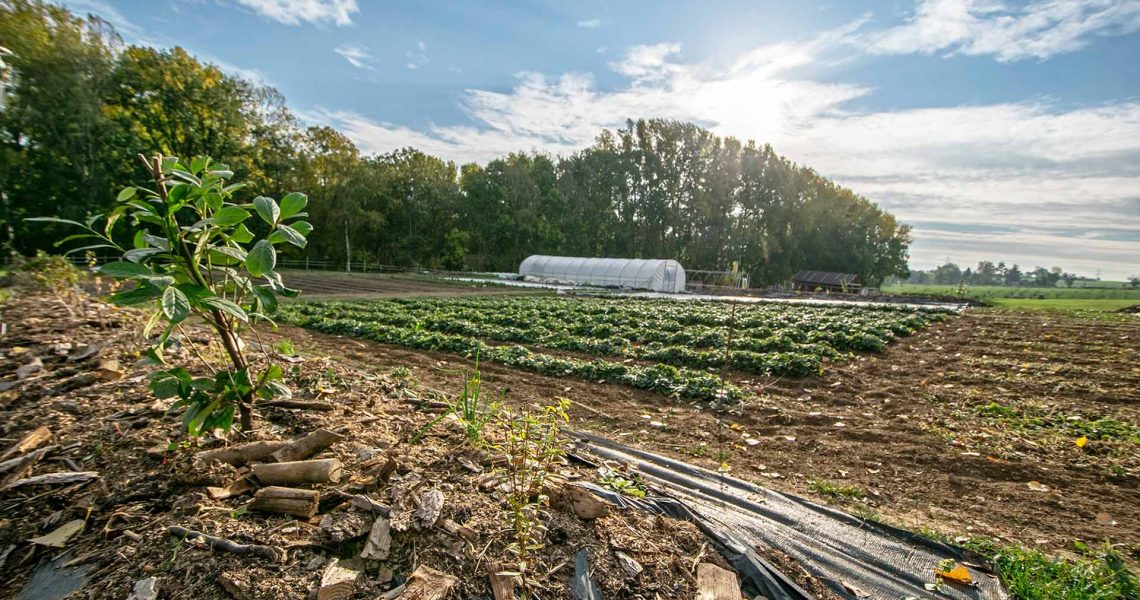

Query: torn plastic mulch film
[[567, 430, 1008, 600]]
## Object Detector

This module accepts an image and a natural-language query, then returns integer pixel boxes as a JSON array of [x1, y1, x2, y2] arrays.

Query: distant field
[[988, 298, 1139, 312], [882, 283, 1140, 302]]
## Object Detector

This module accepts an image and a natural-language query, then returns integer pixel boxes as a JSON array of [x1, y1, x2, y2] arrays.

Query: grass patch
[[988, 298, 1139, 312], [916, 528, 1138, 599], [808, 479, 864, 500], [883, 283, 1140, 301], [973, 402, 1140, 444], [996, 545, 1139, 600]]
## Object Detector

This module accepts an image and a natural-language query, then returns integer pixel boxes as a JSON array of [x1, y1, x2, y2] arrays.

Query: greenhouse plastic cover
[[567, 431, 1008, 600], [519, 255, 686, 293]]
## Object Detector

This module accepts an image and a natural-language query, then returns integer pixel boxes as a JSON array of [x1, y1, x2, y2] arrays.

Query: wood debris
[[396, 565, 458, 600], [695, 563, 740, 600], [270, 429, 344, 463], [359, 517, 392, 560], [252, 458, 343, 485], [317, 558, 360, 600], [248, 486, 319, 518], [568, 483, 609, 520], [168, 526, 284, 562], [2, 470, 98, 491], [195, 441, 290, 467], [1, 426, 52, 461]]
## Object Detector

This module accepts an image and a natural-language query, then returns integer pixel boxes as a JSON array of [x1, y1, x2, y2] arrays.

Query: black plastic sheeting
[[567, 430, 1008, 600]]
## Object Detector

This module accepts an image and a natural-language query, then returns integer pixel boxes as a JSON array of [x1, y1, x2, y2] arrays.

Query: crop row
[[286, 314, 745, 402]]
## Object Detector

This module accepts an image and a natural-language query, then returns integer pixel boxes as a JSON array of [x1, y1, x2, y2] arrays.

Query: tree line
[[1, 0, 912, 286], [901, 260, 1135, 288]]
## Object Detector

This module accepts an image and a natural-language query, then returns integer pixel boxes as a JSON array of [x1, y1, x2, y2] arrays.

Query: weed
[[809, 479, 864, 500], [597, 466, 647, 498], [995, 543, 1139, 600], [497, 399, 569, 594], [451, 355, 501, 446], [274, 340, 296, 357]]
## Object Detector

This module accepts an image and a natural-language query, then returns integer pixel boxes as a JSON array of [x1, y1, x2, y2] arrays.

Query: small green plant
[[808, 479, 864, 500], [273, 339, 296, 357], [497, 399, 570, 593], [597, 466, 647, 498], [29, 154, 311, 434], [451, 354, 501, 446]]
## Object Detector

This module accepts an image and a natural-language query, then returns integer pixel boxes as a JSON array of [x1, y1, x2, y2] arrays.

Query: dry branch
[[2, 470, 98, 491], [168, 526, 283, 562], [270, 429, 344, 463], [262, 399, 335, 411], [0, 426, 52, 461], [195, 441, 290, 467]]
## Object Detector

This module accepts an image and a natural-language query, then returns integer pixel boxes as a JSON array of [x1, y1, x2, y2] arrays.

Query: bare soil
[[0, 287, 728, 599], [280, 271, 541, 300], [269, 308, 1140, 560]]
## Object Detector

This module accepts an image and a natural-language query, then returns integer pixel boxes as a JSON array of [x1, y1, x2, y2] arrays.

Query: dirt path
[[279, 271, 545, 299], [272, 308, 1140, 557]]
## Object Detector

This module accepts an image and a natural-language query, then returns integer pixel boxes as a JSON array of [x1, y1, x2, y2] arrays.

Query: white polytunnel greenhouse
[[518, 255, 687, 293]]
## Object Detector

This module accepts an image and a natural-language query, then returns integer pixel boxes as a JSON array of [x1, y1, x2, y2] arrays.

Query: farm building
[[519, 255, 686, 293], [792, 270, 862, 293]]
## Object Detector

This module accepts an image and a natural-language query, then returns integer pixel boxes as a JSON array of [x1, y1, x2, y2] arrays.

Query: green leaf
[[252, 285, 278, 314], [290, 221, 313, 236], [230, 222, 254, 244], [268, 224, 307, 248], [245, 239, 276, 277], [150, 376, 182, 399], [109, 284, 162, 306], [99, 261, 153, 278], [222, 182, 248, 195], [279, 192, 307, 219], [212, 205, 249, 226], [161, 286, 190, 323], [202, 297, 249, 322], [24, 216, 87, 228], [117, 187, 137, 202], [190, 156, 208, 174], [124, 247, 162, 263], [253, 196, 280, 225]]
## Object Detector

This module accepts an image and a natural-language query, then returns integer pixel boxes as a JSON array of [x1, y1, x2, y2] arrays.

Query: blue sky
[[67, 0, 1140, 279]]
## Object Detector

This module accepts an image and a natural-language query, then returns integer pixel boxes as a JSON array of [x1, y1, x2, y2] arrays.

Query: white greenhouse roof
[[519, 255, 686, 293]]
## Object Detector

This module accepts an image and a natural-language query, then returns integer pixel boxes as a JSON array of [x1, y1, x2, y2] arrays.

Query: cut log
[[397, 565, 458, 600], [359, 517, 391, 560], [168, 526, 284, 562], [252, 458, 343, 485], [195, 441, 290, 467], [568, 484, 609, 520], [206, 476, 256, 501], [248, 486, 319, 518], [488, 563, 517, 600], [0, 426, 52, 461], [317, 558, 360, 600], [270, 429, 344, 463], [2, 470, 98, 491], [695, 563, 740, 600]]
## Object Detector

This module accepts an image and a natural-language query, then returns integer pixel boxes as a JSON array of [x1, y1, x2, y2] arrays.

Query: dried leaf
[[28, 520, 84, 547], [934, 563, 973, 584], [1027, 480, 1049, 492]]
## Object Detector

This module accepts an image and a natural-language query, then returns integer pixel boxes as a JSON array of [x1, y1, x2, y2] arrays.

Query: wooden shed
[[792, 270, 862, 293]]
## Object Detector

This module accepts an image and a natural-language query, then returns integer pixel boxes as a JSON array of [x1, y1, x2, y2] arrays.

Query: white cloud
[[406, 41, 429, 70], [334, 43, 374, 70], [233, 0, 358, 27], [865, 0, 1140, 62], [577, 18, 601, 29], [309, 17, 1140, 279]]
